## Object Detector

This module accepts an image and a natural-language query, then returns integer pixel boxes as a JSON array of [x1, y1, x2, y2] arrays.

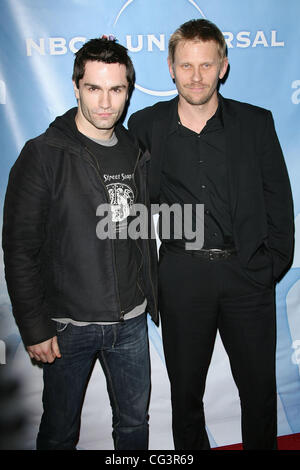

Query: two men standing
[[2, 19, 294, 450]]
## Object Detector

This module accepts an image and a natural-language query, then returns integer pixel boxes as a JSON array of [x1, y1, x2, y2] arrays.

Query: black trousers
[[159, 247, 277, 450]]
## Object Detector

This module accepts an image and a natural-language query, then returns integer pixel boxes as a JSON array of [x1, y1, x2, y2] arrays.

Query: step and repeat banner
[[0, 0, 300, 450]]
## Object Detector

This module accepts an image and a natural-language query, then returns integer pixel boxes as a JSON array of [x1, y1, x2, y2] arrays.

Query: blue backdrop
[[0, 0, 300, 449]]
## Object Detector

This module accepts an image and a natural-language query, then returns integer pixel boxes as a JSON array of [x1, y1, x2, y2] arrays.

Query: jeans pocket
[[55, 321, 69, 334]]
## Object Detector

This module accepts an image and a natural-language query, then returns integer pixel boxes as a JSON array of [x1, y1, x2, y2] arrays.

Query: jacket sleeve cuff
[[16, 314, 58, 347]]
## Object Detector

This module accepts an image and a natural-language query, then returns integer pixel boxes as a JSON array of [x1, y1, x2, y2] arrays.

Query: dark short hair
[[72, 37, 135, 91], [168, 19, 227, 63]]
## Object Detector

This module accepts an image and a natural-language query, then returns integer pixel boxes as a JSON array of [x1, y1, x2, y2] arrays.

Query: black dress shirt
[[160, 99, 234, 249]]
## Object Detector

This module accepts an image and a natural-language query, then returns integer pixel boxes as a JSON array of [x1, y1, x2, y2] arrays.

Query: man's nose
[[99, 91, 111, 109], [191, 67, 203, 82]]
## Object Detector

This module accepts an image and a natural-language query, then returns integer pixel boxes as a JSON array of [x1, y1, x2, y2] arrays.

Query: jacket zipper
[[135, 155, 158, 318], [131, 150, 146, 298], [143, 185, 158, 318]]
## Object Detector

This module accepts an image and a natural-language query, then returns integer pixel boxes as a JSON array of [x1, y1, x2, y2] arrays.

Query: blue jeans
[[36, 313, 150, 450]]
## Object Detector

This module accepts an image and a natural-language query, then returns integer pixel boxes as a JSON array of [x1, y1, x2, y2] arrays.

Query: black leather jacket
[[2, 108, 158, 346]]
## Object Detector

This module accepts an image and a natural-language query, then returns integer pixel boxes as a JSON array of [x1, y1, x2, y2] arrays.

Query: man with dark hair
[[72, 36, 135, 93], [128, 19, 294, 450], [2, 36, 158, 450]]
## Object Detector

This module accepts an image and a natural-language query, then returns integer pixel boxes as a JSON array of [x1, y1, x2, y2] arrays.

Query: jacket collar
[[44, 107, 139, 153]]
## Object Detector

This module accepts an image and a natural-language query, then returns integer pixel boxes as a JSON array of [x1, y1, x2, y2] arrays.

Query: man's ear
[[72, 80, 79, 100], [167, 57, 175, 80], [219, 57, 229, 80]]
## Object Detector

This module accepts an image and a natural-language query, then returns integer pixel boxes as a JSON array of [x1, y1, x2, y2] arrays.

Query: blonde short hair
[[168, 19, 227, 63]]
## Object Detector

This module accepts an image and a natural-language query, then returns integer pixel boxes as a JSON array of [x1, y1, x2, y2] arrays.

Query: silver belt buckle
[[209, 248, 222, 260]]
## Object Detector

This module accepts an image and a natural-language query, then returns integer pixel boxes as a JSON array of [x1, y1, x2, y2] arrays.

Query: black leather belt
[[162, 243, 237, 261]]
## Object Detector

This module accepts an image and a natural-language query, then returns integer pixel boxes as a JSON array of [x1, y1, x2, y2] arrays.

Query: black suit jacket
[[128, 94, 294, 288]]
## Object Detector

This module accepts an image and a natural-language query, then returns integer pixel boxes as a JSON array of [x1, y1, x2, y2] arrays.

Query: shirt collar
[[167, 95, 180, 136], [168, 93, 224, 136]]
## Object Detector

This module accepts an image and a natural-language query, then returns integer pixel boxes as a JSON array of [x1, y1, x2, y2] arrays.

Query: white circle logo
[[112, 0, 206, 97]]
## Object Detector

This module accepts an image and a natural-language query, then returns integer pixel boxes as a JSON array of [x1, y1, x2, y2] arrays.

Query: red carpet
[[215, 433, 300, 450]]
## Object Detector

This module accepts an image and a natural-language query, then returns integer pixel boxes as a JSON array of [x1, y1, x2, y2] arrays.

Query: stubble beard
[[180, 82, 217, 107], [82, 106, 120, 132]]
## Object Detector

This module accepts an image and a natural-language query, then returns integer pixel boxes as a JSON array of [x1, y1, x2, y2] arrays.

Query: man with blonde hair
[[128, 19, 294, 450]]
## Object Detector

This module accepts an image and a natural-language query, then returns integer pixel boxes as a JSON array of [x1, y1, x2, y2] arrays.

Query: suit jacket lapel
[[149, 97, 178, 203], [221, 96, 241, 220]]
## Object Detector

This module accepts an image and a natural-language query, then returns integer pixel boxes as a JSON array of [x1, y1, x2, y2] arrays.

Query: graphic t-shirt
[[78, 128, 145, 316]]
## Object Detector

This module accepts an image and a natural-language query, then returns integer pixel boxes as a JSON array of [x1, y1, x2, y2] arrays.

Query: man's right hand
[[27, 336, 61, 363]]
